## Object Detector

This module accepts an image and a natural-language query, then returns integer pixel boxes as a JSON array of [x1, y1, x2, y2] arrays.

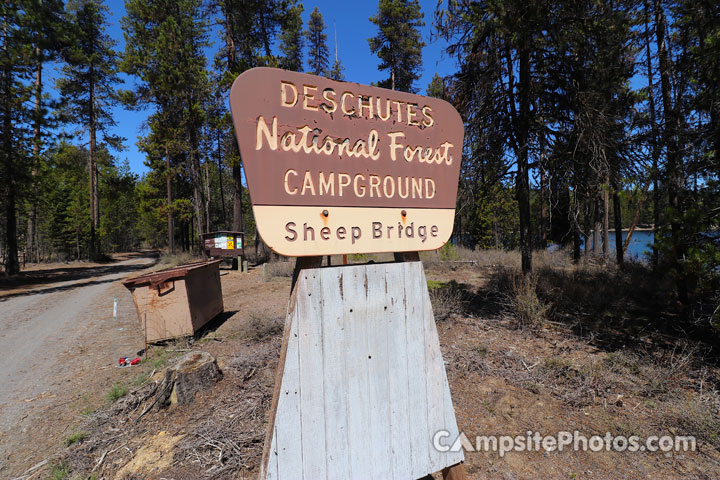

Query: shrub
[[501, 270, 550, 329], [429, 280, 469, 321], [106, 382, 128, 402], [65, 431, 87, 446]]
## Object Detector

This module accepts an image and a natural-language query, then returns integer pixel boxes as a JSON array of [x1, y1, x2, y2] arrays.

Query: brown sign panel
[[229, 67, 464, 256]]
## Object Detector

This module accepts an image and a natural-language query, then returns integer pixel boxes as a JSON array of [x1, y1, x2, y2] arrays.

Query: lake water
[[580, 230, 655, 260]]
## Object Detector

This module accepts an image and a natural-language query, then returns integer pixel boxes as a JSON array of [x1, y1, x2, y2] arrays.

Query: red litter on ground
[[119, 357, 141, 367]]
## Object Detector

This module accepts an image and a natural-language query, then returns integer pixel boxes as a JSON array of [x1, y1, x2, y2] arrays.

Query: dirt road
[[0, 254, 156, 477]]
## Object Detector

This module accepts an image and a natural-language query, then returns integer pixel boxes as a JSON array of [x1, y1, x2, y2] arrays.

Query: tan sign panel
[[229, 67, 464, 256]]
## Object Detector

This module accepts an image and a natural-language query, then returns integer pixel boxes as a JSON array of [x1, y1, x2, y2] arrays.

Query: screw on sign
[[230, 68, 466, 480]]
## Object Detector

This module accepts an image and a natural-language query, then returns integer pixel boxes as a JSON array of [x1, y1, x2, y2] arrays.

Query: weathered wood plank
[[366, 264, 392, 479], [297, 270, 327, 479], [272, 297, 302, 479], [261, 262, 464, 480], [344, 267, 373, 477], [388, 265, 412, 479], [406, 263, 430, 479], [321, 268, 351, 478]]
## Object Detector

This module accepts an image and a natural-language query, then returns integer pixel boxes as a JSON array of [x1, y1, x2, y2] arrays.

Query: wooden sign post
[[230, 68, 466, 480]]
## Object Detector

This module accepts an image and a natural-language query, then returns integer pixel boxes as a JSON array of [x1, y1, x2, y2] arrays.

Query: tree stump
[[157, 351, 223, 408]]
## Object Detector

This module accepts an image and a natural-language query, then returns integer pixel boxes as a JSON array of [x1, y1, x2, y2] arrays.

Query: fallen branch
[[92, 442, 129, 472], [522, 360, 539, 372]]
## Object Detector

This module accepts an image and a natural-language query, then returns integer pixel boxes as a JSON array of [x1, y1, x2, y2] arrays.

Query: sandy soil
[[0, 253, 157, 477]]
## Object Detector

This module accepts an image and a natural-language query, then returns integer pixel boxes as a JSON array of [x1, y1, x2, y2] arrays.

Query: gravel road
[[0, 254, 156, 476]]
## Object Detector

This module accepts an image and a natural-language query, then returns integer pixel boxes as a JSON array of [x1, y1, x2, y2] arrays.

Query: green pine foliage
[[368, 0, 425, 92], [426, 73, 448, 100], [58, 0, 122, 260], [279, 4, 304, 72], [305, 7, 329, 76], [329, 58, 345, 81]]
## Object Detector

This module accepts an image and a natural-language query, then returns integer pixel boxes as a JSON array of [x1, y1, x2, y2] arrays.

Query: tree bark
[[27, 48, 42, 264], [643, 0, 660, 269], [216, 130, 227, 227], [232, 160, 244, 233], [603, 178, 609, 258], [89, 65, 99, 260], [165, 144, 174, 254], [593, 197, 601, 257], [203, 162, 211, 234], [654, 0, 688, 304], [187, 104, 204, 252], [612, 180, 624, 265], [539, 158, 548, 249], [2, 64, 19, 275], [516, 39, 532, 275], [224, 5, 244, 235]]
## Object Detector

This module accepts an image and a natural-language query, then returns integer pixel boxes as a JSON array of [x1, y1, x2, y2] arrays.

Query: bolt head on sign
[[229, 67, 464, 257]]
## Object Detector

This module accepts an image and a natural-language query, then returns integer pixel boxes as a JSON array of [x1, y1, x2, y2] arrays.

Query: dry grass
[[428, 281, 469, 321], [158, 251, 202, 268], [484, 267, 549, 329], [263, 259, 295, 279]]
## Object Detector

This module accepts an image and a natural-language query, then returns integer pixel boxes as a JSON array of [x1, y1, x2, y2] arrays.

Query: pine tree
[[25, 0, 66, 264], [58, 0, 121, 260], [437, 0, 545, 274], [1, 1, 35, 275], [279, 4, 303, 71], [305, 7, 329, 76], [329, 58, 344, 81], [368, 0, 425, 92], [121, 0, 210, 252], [216, 0, 290, 241], [426, 73, 448, 100]]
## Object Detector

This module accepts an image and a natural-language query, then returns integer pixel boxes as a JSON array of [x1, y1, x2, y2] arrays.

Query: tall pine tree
[[279, 4, 303, 71], [25, 0, 66, 264], [58, 0, 121, 260], [121, 0, 210, 252], [305, 6, 329, 76], [0, 1, 33, 274], [368, 0, 425, 92]]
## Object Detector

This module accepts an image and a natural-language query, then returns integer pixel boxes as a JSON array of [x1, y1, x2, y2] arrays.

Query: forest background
[[1, 0, 718, 320]]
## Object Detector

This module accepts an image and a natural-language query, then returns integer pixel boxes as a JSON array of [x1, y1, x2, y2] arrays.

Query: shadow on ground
[[0, 253, 159, 301], [433, 262, 720, 362]]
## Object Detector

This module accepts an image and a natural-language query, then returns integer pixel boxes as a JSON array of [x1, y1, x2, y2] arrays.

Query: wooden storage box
[[122, 260, 224, 342]]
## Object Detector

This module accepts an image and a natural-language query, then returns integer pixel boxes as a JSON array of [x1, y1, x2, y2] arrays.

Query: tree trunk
[[232, 159, 244, 232], [3, 65, 19, 275], [539, 163, 548, 249], [643, 0, 660, 269], [593, 198, 601, 257], [602, 178, 609, 258], [612, 180, 624, 266], [27, 49, 42, 264], [147, 351, 223, 412], [216, 130, 227, 227], [203, 162, 211, 233], [623, 180, 652, 253], [516, 40, 532, 275], [573, 219, 581, 263], [654, 0, 688, 305], [188, 113, 204, 252], [165, 145, 174, 254], [89, 67, 100, 260]]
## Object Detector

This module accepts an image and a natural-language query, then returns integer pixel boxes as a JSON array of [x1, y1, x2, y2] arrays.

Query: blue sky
[[91, 0, 457, 176]]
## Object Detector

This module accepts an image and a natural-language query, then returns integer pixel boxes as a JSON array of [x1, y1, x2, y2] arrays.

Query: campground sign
[[229, 67, 464, 256]]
